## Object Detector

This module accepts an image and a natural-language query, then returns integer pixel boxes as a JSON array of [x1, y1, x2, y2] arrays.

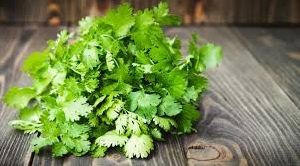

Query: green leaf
[[128, 91, 161, 119], [136, 106, 157, 121], [188, 35, 222, 72], [95, 130, 128, 147], [9, 120, 42, 134], [176, 103, 200, 134], [62, 97, 93, 122], [115, 114, 128, 134], [73, 138, 91, 154], [151, 128, 163, 141], [106, 100, 124, 120], [153, 2, 180, 26], [106, 52, 115, 71], [124, 134, 154, 158], [183, 86, 199, 102], [162, 69, 187, 99], [116, 113, 146, 135], [22, 51, 48, 76], [4, 87, 36, 109], [19, 106, 42, 122], [199, 44, 223, 69], [31, 137, 54, 153], [91, 145, 108, 158], [105, 3, 135, 37], [82, 45, 100, 69], [96, 95, 114, 116], [79, 17, 94, 35], [52, 142, 69, 157], [135, 10, 154, 30], [153, 116, 177, 131], [159, 95, 182, 116]]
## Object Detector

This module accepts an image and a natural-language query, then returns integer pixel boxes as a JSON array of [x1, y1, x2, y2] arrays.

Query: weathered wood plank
[[232, 27, 300, 109], [0, 27, 60, 165], [1, 0, 299, 25], [167, 27, 300, 166], [0, 26, 36, 166], [0, 0, 47, 24], [0, 27, 22, 67]]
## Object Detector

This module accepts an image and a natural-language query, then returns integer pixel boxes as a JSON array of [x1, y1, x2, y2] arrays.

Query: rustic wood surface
[[0, 0, 300, 25], [0, 26, 300, 166], [232, 27, 300, 109]]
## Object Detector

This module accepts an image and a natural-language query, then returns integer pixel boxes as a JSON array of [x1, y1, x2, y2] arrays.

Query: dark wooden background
[[0, 0, 300, 26]]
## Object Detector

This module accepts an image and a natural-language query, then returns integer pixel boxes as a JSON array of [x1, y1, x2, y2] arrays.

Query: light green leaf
[[96, 130, 128, 147], [4, 87, 36, 109], [63, 97, 93, 122], [153, 116, 177, 131], [124, 134, 154, 158], [9, 120, 42, 134], [199, 43, 223, 69], [159, 95, 182, 116]]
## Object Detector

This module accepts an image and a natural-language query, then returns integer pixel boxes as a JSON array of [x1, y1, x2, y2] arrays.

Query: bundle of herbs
[[3, 3, 222, 158]]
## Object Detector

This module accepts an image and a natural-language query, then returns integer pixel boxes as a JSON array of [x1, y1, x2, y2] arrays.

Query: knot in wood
[[186, 140, 233, 162]]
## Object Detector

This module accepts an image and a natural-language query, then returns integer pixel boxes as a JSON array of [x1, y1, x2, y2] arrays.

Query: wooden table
[[0, 26, 299, 166]]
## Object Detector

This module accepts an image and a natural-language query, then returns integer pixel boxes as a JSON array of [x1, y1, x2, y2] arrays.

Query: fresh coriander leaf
[[4, 87, 36, 109], [199, 44, 223, 69], [176, 103, 200, 134], [159, 95, 182, 116], [162, 69, 187, 99], [105, 3, 135, 37], [153, 2, 181, 26], [153, 116, 177, 131], [183, 86, 199, 102], [96, 130, 128, 147], [106, 52, 115, 71], [124, 134, 154, 158], [62, 97, 93, 122], [79, 17, 94, 35], [82, 45, 100, 69], [19, 106, 42, 122], [135, 10, 154, 30], [106, 100, 124, 120], [9, 120, 42, 134], [22, 51, 48, 76], [52, 142, 69, 157], [128, 91, 161, 119], [151, 128, 163, 141], [91, 145, 108, 158], [31, 137, 54, 153]]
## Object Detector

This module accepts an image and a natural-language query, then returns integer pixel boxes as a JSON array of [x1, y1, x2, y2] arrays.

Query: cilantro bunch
[[3, 3, 222, 158]]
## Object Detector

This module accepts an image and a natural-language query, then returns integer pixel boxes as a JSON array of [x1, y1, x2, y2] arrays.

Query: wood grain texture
[[233, 27, 300, 109], [0, 27, 60, 165], [0, 0, 300, 25], [0, 27, 21, 67], [203, 0, 300, 24], [0, 0, 47, 24], [167, 27, 300, 166], [0, 26, 35, 166]]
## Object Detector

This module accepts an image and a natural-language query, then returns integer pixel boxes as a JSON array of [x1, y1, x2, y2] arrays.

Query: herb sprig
[[4, 3, 222, 158]]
